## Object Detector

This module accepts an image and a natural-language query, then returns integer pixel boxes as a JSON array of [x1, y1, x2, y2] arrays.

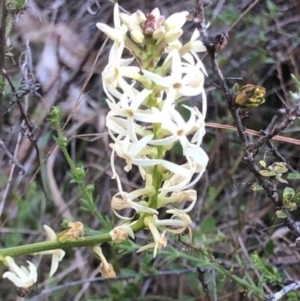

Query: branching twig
[[266, 140, 296, 172], [249, 107, 299, 152], [195, 0, 300, 237], [196, 267, 212, 301], [265, 280, 300, 301]]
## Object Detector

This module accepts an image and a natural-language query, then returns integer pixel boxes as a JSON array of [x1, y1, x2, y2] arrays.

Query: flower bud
[[153, 27, 165, 41], [164, 29, 183, 44], [164, 11, 189, 30], [136, 10, 146, 24], [130, 29, 145, 44]]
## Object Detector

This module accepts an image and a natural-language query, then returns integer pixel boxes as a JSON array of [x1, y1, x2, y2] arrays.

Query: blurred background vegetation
[[1, 0, 300, 300]]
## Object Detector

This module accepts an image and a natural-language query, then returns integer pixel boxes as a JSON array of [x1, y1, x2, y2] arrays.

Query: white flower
[[106, 113, 152, 141], [185, 143, 209, 174], [110, 134, 156, 174], [180, 29, 207, 60], [3, 256, 37, 288], [148, 105, 205, 154], [110, 134, 193, 180], [143, 50, 204, 113], [190, 107, 206, 145], [106, 88, 162, 142], [110, 224, 135, 242], [158, 166, 198, 193], [37, 225, 66, 277], [156, 209, 192, 234], [110, 134, 194, 180], [137, 216, 167, 258], [158, 189, 196, 208], [102, 42, 140, 100], [111, 187, 158, 219]]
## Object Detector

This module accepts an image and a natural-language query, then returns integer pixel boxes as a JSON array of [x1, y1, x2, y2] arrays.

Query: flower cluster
[[97, 4, 208, 256]]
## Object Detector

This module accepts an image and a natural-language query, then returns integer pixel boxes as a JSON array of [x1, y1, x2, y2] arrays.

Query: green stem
[[56, 125, 90, 202], [55, 122, 107, 226], [0, 232, 111, 257]]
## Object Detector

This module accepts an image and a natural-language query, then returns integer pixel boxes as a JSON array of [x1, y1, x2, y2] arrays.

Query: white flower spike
[[99, 4, 209, 260]]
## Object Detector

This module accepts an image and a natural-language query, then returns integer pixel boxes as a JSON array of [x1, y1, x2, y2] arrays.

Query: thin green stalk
[[54, 119, 108, 227], [0, 232, 111, 257]]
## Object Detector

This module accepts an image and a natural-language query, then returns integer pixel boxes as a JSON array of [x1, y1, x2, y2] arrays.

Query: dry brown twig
[[194, 0, 300, 298]]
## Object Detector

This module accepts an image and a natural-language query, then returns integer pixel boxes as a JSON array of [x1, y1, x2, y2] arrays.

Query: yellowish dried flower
[[110, 225, 135, 243], [67, 221, 84, 241], [92, 246, 116, 279]]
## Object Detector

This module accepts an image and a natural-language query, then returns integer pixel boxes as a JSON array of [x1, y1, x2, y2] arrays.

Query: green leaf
[[260, 170, 276, 177], [266, 0, 279, 17], [287, 172, 300, 180], [272, 162, 288, 174], [276, 210, 287, 219], [276, 176, 288, 184], [198, 216, 216, 233], [259, 160, 266, 168], [265, 239, 275, 254], [251, 183, 264, 191], [294, 193, 300, 205], [283, 187, 295, 202]]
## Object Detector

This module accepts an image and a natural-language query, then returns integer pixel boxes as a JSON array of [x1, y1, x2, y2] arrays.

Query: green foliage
[[288, 172, 300, 180], [4, 181, 43, 247], [259, 161, 289, 184], [7, 0, 26, 11], [251, 252, 282, 285], [266, 0, 280, 18], [0, 77, 5, 93]]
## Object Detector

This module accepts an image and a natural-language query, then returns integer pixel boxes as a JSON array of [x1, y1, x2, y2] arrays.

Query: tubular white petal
[[142, 70, 170, 88], [113, 3, 121, 29], [148, 135, 178, 146], [132, 202, 158, 214], [96, 23, 124, 43], [43, 225, 57, 240]]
